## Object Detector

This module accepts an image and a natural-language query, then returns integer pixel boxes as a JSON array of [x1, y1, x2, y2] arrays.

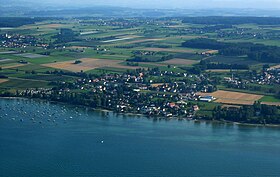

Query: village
[[14, 68, 218, 119], [0, 33, 50, 49], [223, 66, 280, 91]]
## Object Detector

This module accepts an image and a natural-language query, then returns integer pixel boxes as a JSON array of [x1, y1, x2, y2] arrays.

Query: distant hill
[[0, 4, 280, 18], [182, 16, 280, 25]]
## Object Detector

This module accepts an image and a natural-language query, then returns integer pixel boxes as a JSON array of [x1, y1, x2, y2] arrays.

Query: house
[[168, 102, 176, 108], [193, 105, 200, 111]]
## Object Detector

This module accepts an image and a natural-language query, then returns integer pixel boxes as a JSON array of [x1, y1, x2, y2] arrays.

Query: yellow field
[[0, 79, 9, 84], [269, 64, 280, 70], [151, 83, 165, 87], [2, 63, 27, 69], [21, 23, 66, 30], [41, 24, 65, 28], [199, 90, 263, 105], [205, 50, 219, 54], [42, 58, 142, 72]]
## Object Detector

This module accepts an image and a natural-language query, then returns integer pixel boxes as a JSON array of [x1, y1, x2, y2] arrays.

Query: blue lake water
[[1, 98, 280, 177]]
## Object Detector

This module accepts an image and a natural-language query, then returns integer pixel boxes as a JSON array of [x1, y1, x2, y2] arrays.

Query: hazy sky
[[25, 0, 280, 9]]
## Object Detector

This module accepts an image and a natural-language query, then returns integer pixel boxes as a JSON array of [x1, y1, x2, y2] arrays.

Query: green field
[[0, 78, 51, 89], [260, 96, 280, 103]]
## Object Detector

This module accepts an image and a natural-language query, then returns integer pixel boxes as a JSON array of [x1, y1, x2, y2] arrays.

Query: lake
[[1, 98, 280, 177]]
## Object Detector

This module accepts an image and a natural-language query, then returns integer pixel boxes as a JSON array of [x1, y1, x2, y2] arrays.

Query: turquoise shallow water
[[1, 98, 280, 177]]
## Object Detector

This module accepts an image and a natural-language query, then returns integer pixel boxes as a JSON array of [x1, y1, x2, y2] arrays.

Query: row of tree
[[53, 28, 78, 44], [212, 102, 280, 124], [0, 17, 50, 27], [199, 60, 249, 70], [127, 54, 174, 62], [182, 38, 280, 63]]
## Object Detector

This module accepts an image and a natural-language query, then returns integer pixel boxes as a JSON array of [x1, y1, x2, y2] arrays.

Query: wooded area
[[182, 38, 280, 63]]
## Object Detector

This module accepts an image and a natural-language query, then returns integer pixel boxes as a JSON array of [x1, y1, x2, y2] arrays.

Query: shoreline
[[1, 96, 280, 128]]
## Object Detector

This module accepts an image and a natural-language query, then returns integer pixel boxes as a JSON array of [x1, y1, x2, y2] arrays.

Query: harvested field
[[205, 50, 219, 54], [142, 48, 198, 53], [2, 63, 27, 69], [39, 24, 65, 28], [163, 58, 199, 65], [15, 53, 48, 59], [199, 90, 263, 105], [0, 79, 9, 84], [151, 83, 165, 87], [21, 23, 64, 30], [270, 64, 280, 70], [42, 58, 142, 72]]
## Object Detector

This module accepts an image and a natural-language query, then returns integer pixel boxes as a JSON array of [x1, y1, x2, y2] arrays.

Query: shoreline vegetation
[[1, 96, 279, 128]]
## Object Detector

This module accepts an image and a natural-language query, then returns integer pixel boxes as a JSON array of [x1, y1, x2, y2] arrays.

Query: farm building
[[199, 95, 215, 102]]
